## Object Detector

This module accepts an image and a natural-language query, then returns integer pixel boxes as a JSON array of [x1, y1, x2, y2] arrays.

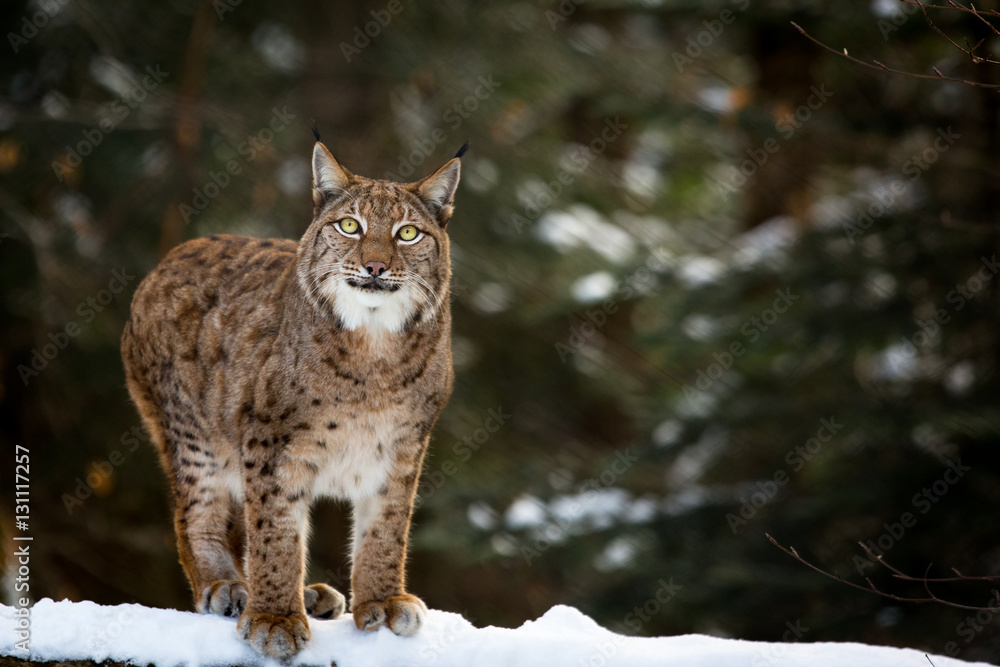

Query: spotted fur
[[121, 140, 461, 659]]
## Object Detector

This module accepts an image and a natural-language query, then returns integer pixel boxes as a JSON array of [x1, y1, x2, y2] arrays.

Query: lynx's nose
[[364, 261, 388, 277]]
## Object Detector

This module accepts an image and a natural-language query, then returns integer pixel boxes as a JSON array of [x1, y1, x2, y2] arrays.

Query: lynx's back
[[123, 234, 296, 434]]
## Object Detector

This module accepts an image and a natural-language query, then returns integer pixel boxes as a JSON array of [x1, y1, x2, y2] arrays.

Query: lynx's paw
[[237, 610, 310, 659], [353, 594, 427, 636], [199, 580, 247, 618], [304, 583, 346, 619]]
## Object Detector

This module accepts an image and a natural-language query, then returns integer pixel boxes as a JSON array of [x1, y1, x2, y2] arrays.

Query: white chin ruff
[[324, 280, 418, 333]]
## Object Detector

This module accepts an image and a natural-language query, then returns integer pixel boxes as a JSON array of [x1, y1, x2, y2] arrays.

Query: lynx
[[121, 130, 465, 658]]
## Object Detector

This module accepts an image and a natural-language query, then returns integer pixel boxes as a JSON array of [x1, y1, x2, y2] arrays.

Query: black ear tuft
[[454, 140, 471, 159], [310, 119, 321, 143]]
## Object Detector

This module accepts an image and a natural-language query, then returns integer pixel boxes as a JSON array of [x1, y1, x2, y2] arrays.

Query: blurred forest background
[[3, 0, 1000, 661]]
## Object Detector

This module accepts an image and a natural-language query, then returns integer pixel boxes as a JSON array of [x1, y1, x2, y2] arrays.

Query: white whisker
[[398, 269, 444, 315], [304, 261, 344, 302]]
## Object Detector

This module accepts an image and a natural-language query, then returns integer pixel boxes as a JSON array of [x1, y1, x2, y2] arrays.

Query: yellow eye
[[338, 218, 360, 234], [398, 225, 419, 242]]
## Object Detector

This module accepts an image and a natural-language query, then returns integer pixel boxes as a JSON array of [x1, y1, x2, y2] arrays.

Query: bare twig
[[910, 0, 1000, 65], [857, 543, 1000, 585], [953, 0, 1000, 36], [899, 0, 1000, 20], [767, 533, 1000, 611], [790, 20, 1000, 90]]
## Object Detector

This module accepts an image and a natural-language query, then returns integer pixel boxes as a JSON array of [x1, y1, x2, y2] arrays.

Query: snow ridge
[[0, 598, 995, 667]]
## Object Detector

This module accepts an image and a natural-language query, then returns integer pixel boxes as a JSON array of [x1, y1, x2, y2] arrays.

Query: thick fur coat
[[121, 139, 462, 658]]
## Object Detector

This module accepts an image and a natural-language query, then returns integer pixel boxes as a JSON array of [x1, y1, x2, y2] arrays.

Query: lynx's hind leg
[[201, 579, 247, 618], [131, 369, 243, 614], [196, 497, 248, 617], [168, 430, 245, 615], [304, 583, 346, 619]]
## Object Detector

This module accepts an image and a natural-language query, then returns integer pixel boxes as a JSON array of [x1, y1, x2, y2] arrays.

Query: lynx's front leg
[[236, 455, 311, 659], [351, 452, 427, 636]]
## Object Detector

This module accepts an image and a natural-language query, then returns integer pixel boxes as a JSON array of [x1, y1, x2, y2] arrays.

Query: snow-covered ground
[[0, 598, 995, 667]]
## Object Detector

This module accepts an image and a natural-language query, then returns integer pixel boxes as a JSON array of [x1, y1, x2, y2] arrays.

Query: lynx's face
[[298, 141, 461, 333]]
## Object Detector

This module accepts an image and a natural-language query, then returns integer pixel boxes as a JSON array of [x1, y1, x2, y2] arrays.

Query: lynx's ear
[[312, 141, 353, 210], [413, 153, 463, 226]]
